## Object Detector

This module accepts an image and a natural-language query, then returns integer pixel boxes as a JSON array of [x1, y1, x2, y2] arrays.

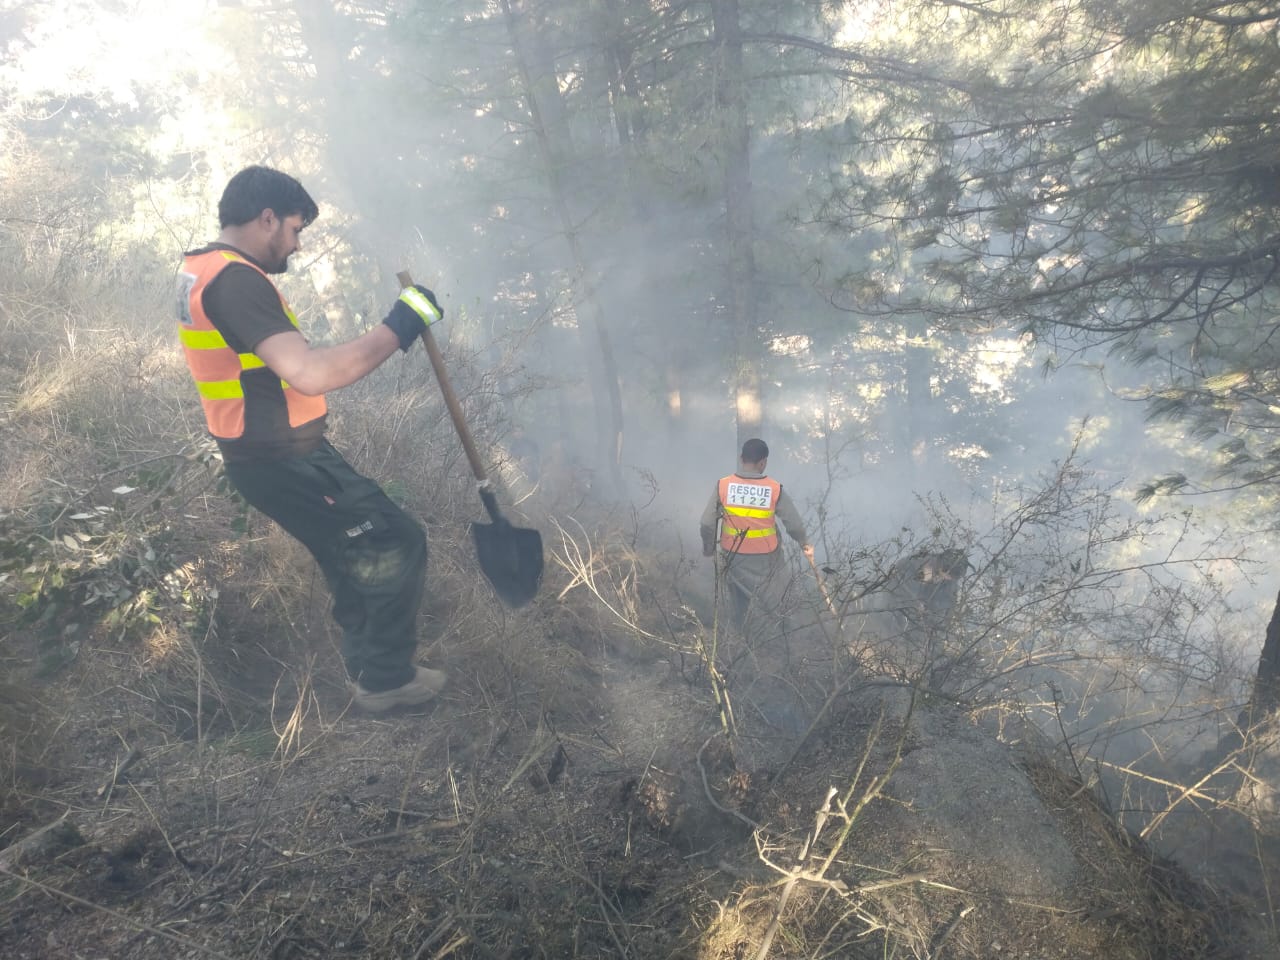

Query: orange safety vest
[[717, 474, 782, 554], [177, 249, 326, 441]]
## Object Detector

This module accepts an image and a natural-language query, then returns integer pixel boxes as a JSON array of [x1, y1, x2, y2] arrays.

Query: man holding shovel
[[700, 438, 814, 633], [176, 165, 447, 713]]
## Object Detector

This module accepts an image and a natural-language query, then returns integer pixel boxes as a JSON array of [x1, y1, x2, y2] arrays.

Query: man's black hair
[[741, 438, 769, 463], [218, 166, 319, 229]]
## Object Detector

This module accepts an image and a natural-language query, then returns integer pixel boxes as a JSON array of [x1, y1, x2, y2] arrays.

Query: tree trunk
[[501, 0, 627, 491], [293, 3, 397, 285], [902, 319, 933, 489], [1246, 587, 1280, 721], [1191, 586, 1280, 783], [601, 0, 648, 148], [710, 0, 763, 445]]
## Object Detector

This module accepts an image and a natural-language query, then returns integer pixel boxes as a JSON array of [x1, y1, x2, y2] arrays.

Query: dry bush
[[772, 446, 1280, 954], [0, 178, 318, 840], [811, 450, 1248, 731]]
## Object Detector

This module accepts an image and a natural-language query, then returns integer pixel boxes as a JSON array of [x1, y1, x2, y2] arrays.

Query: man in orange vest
[[700, 438, 814, 631], [177, 166, 448, 713]]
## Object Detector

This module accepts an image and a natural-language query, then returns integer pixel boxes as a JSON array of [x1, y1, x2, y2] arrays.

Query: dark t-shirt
[[187, 243, 326, 462]]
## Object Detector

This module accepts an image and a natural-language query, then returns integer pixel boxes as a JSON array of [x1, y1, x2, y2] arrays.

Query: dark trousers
[[226, 441, 427, 692], [717, 549, 784, 633]]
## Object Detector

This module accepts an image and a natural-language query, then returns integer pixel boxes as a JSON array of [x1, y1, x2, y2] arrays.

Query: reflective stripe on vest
[[177, 249, 326, 440], [717, 474, 782, 554]]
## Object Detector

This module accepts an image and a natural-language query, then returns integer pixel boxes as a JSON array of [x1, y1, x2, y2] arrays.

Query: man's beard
[[263, 227, 291, 274]]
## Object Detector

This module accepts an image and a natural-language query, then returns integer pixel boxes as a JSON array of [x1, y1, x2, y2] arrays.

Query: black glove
[[383, 284, 443, 352]]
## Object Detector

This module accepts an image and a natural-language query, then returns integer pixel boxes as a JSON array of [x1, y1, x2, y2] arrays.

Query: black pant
[[226, 441, 427, 692], [718, 549, 782, 626]]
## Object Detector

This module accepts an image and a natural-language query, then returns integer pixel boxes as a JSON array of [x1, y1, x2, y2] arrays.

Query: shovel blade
[[471, 519, 544, 607]]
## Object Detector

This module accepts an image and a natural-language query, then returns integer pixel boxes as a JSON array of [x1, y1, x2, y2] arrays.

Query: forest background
[[6, 0, 1280, 957]]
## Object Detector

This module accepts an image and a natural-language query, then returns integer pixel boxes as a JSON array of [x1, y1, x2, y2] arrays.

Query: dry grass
[[1025, 748, 1250, 960]]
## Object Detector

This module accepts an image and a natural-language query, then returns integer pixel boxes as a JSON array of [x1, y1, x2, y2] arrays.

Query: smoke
[[9, 0, 1277, 900]]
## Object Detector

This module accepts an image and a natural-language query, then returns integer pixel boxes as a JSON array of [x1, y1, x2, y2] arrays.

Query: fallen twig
[[0, 813, 78, 870], [753, 786, 838, 960], [263, 818, 465, 869], [930, 903, 975, 958], [97, 745, 143, 803], [696, 733, 763, 832]]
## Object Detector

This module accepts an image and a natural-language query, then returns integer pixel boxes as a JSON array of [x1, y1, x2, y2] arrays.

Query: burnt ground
[[1, 462, 1278, 960], [3, 530, 1277, 960]]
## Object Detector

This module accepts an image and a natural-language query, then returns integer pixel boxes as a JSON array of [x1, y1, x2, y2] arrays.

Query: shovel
[[397, 271, 544, 607], [806, 551, 839, 618]]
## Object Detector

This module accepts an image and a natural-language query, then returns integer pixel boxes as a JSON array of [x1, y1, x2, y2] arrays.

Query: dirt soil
[[1, 514, 1275, 959], [0, 668, 1268, 957]]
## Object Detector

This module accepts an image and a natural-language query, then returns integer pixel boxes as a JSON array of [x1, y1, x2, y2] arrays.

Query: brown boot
[[352, 666, 447, 713]]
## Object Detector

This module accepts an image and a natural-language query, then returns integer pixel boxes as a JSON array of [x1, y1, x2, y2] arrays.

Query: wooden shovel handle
[[806, 551, 839, 617], [396, 270, 489, 485]]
